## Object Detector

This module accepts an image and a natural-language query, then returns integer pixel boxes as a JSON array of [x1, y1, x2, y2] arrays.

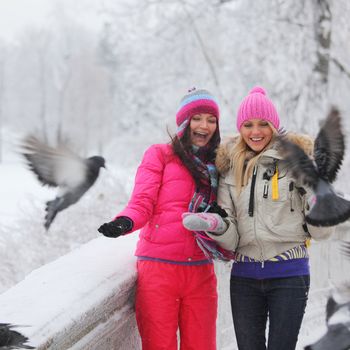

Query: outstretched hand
[[98, 217, 133, 238]]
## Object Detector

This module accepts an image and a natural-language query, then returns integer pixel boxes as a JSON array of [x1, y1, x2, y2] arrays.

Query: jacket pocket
[[262, 203, 306, 241], [262, 176, 306, 241], [143, 215, 185, 245]]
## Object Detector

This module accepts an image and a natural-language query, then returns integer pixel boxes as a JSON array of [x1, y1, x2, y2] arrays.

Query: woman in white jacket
[[183, 86, 334, 350]]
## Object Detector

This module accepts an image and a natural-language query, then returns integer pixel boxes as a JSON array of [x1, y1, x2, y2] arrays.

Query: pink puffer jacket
[[116, 144, 209, 262]]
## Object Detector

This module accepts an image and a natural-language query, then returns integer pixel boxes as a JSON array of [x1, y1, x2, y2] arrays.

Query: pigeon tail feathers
[[44, 198, 60, 230], [306, 192, 350, 226]]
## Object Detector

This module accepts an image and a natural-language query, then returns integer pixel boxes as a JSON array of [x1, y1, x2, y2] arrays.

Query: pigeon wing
[[314, 107, 345, 183], [21, 136, 87, 189], [276, 135, 319, 188], [0, 323, 34, 349]]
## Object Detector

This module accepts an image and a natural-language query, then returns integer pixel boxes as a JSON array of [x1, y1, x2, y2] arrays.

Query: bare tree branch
[[0, 46, 5, 163], [331, 57, 350, 80], [179, 1, 229, 106], [313, 0, 332, 83]]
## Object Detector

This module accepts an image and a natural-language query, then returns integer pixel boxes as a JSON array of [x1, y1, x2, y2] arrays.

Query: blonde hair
[[232, 123, 277, 194]]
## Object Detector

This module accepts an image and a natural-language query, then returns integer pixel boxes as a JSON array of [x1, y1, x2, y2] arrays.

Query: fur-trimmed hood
[[215, 133, 314, 174]]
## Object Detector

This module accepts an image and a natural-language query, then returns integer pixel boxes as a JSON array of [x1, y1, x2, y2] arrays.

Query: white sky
[[0, 0, 105, 42], [0, 0, 52, 41]]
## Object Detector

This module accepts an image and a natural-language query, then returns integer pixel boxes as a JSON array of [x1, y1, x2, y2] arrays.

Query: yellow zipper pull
[[271, 164, 279, 200]]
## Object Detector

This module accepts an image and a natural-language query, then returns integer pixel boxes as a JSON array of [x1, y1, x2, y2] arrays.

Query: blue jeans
[[230, 275, 310, 350]]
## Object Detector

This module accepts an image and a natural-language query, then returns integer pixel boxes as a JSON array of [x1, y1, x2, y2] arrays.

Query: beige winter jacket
[[207, 134, 334, 261]]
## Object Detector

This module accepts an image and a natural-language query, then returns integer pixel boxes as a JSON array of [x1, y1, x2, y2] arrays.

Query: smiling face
[[240, 118, 273, 153], [189, 113, 217, 147]]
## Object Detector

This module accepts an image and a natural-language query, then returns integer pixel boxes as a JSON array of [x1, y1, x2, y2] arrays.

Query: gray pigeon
[[277, 107, 350, 227], [304, 242, 350, 350], [21, 135, 105, 230], [0, 323, 34, 349]]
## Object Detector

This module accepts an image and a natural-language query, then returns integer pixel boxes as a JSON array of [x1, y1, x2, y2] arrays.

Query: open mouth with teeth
[[247, 136, 270, 151], [191, 131, 212, 146], [250, 137, 264, 142], [194, 131, 209, 139]]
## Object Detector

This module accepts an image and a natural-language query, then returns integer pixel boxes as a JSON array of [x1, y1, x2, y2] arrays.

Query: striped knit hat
[[236, 86, 280, 131], [176, 88, 220, 138]]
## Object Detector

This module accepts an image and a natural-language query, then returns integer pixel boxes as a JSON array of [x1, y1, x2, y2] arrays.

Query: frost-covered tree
[[1, 0, 350, 168], [0, 43, 5, 162]]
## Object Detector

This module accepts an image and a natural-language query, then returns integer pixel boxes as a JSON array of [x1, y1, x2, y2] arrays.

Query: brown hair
[[170, 127, 220, 187]]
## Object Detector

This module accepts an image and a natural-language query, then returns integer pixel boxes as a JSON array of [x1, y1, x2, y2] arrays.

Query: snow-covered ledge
[[0, 235, 141, 350], [0, 224, 349, 349]]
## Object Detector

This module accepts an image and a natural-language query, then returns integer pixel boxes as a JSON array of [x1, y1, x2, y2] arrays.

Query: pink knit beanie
[[236, 86, 280, 131]]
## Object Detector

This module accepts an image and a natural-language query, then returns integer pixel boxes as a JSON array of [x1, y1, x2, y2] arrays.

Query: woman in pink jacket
[[98, 88, 223, 350]]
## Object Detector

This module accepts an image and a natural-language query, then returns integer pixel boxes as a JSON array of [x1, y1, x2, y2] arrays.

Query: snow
[[0, 234, 139, 349], [0, 235, 134, 325], [0, 129, 50, 225], [0, 162, 53, 225]]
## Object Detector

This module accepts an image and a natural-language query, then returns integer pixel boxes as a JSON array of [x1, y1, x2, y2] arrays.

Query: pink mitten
[[182, 212, 227, 234]]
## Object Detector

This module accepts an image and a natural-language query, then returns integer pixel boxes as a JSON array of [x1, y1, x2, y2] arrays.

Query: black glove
[[98, 217, 133, 238], [203, 201, 228, 218]]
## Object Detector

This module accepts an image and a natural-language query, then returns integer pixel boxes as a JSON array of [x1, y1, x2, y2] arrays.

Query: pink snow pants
[[135, 260, 218, 350]]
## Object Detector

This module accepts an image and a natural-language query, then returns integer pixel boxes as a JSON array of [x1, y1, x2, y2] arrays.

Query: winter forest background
[[1, 0, 350, 297]]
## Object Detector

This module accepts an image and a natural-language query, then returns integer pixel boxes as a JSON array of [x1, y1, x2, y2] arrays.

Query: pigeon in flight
[[21, 135, 105, 230], [0, 323, 34, 349], [277, 107, 350, 227]]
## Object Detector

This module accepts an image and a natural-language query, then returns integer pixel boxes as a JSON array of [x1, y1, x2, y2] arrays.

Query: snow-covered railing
[[0, 224, 349, 349], [0, 235, 141, 350]]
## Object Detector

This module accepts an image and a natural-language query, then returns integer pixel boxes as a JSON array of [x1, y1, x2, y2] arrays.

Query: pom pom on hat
[[249, 86, 266, 95], [236, 86, 280, 131], [176, 88, 219, 138]]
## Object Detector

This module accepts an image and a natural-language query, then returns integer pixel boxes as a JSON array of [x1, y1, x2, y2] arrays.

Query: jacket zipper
[[289, 181, 294, 212], [249, 165, 265, 267], [248, 166, 258, 217]]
